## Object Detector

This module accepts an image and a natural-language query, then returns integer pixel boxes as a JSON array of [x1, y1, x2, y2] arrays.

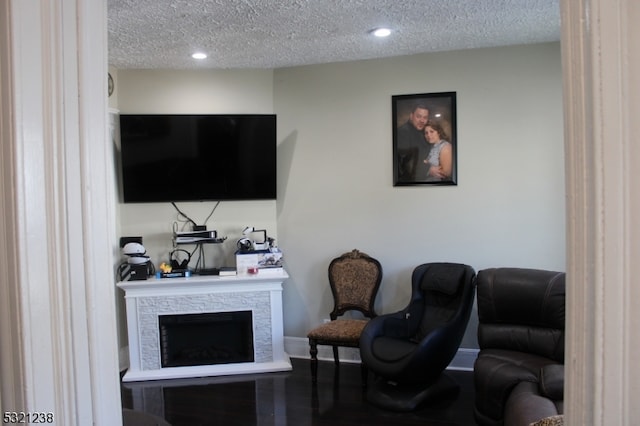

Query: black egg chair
[[359, 262, 476, 411]]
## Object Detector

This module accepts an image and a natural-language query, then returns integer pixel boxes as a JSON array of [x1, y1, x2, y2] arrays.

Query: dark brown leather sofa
[[474, 268, 565, 426]]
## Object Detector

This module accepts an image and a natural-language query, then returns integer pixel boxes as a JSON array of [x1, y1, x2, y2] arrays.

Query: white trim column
[[561, 0, 640, 424], [0, 0, 120, 424], [0, 1, 25, 416]]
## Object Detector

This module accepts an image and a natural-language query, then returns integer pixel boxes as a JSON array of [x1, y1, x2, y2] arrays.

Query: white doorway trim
[[561, 0, 640, 424], [0, 1, 121, 424]]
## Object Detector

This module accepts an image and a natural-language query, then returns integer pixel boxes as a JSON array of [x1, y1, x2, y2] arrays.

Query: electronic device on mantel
[[118, 239, 154, 281], [235, 226, 283, 275], [118, 114, 277, 203], [237, 226, 275, 252]]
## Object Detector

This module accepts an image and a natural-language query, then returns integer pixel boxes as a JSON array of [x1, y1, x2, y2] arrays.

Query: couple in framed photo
[[393, 92, 457, 186]]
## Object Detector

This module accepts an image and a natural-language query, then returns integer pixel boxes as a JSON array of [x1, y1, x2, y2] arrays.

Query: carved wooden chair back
[[307, 249, 382, 385]]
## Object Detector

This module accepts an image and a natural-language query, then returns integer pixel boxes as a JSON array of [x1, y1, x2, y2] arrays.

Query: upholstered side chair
[[307, 249, 383, 385]]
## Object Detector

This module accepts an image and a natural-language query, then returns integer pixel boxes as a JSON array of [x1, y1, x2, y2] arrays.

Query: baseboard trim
[[283, 336, 479, 371], [120, 338, 479, 372]]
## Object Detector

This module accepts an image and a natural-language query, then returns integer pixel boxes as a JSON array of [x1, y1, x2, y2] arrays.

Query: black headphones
[[169, 248, 192, 270], [237, 237, 253, 252]]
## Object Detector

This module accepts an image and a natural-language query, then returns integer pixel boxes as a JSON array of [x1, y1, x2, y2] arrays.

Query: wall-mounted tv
[[119, 114, 276, 203]]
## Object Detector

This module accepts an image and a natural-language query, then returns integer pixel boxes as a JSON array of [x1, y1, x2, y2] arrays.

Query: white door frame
[[561, 0, 640, 424], [0, 0, 121, 424]]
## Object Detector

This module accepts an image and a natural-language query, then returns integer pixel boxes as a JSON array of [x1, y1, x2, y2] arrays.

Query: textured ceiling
[[108, 0, 560, 70]]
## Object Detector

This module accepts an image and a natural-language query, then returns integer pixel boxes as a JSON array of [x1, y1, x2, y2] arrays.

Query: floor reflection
[[121, 358, 475, 426]]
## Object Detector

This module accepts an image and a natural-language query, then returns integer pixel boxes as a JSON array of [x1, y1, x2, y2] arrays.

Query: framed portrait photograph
[[392, 92, 457, 186]]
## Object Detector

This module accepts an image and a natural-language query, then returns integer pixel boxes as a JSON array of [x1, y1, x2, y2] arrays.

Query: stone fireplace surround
[[117, 272, 291, 382]]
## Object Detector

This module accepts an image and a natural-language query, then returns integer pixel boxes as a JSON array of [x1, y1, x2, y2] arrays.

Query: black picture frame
[[392, 92, 457, 186]]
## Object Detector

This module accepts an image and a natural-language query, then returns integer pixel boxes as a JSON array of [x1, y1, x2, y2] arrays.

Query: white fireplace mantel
[[117, 271, 292, 382]]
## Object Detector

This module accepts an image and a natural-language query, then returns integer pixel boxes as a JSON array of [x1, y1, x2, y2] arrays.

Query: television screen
[[119, 114, 277, 203]]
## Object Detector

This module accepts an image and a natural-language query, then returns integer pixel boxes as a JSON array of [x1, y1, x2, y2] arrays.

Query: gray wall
[[274, 42, 565, 347], [114, 42, 565, 350]]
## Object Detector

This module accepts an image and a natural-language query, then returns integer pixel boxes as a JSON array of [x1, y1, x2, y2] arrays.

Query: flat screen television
[[119, 114, 277, 203]]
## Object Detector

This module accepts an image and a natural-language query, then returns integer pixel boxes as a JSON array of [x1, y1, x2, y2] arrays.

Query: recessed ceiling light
[[192, 52, 207, 60], [371, 28, 392, 38]]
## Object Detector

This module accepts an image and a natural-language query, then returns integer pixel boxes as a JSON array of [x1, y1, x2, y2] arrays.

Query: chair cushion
[[370, 336, 418, 362], [307, 319, 368, 344]]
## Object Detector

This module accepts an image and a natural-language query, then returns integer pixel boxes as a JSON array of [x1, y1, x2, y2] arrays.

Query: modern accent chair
[[307, 249, 383, 385], [473, 268, 566, 426], [359, 262, 476, 411]]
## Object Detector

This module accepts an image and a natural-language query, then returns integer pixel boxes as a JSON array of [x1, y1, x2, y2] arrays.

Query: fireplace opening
[[159, 311, 254, 368]]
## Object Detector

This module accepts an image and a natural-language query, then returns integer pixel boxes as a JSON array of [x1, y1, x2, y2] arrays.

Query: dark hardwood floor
[[121, 358, 477, 426]]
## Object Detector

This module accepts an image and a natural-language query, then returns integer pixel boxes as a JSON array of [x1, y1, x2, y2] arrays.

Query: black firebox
[[159, 311, 254, 368]]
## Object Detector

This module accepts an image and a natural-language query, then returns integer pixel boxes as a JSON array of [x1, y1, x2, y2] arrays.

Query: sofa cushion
[[476, 268, 565, 362], [477, 269, 565, 329], [478, 324, 564, 363]]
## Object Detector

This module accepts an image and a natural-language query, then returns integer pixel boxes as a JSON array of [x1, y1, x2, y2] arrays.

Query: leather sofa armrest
[[539, 364, 564, 401], [504, 381, 561, 426], [474, 354, 539, 421]]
